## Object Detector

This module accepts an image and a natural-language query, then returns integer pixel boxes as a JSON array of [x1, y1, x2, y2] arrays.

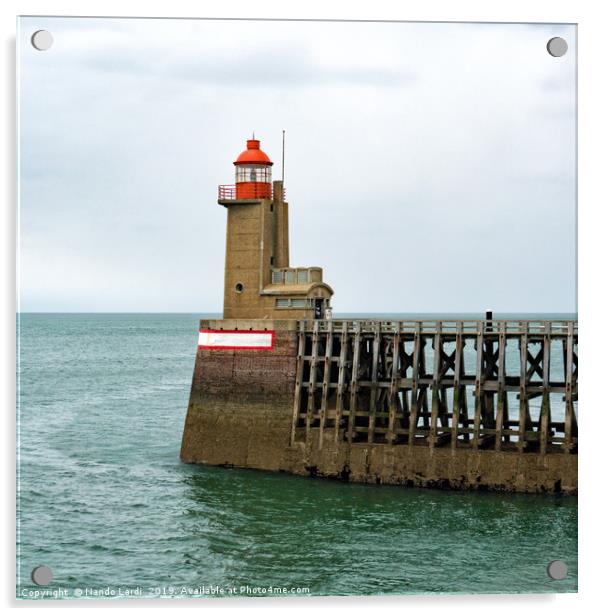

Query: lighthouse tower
[[218, 136, 333, 320]]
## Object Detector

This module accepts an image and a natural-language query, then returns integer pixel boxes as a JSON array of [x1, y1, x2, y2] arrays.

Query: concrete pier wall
[[181, 320, 297, 471]]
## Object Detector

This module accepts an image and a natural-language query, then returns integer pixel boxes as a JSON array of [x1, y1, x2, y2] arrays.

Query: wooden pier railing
[[291, 320, 578, 454]]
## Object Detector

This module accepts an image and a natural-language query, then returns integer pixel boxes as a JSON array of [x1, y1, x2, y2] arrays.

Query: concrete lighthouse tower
[[218, 135, 333, 320]]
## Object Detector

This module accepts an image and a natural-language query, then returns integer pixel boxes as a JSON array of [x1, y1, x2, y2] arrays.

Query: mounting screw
[[547, 560, 568, 580], [547, 37, 568, 57], [31, 30, 54, 51]]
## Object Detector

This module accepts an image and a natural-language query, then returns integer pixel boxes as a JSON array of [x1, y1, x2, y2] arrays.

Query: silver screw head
[[31, 565, 53, 586], [31, 30, 54, 51], [547, 560, 568, 580], [547, 37, 568, 57]]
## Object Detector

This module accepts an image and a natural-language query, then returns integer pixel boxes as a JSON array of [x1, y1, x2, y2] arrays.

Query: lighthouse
[[217, 136, 333, 320]]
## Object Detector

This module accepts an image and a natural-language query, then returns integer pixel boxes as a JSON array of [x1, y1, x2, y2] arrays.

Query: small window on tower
[[235, 282, 244, 293]]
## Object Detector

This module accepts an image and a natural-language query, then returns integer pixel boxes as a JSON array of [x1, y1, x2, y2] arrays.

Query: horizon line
[[15, 310, 578, 315]]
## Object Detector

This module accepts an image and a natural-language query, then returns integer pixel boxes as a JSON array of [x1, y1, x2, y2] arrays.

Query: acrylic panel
[[17, 17, 577, 599]]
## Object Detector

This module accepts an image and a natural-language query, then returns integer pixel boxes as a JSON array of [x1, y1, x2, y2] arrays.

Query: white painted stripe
[[198, 330, 274, 349]]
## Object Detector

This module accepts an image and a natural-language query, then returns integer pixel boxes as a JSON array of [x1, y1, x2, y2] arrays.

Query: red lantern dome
[[234, 139, 273, 166]]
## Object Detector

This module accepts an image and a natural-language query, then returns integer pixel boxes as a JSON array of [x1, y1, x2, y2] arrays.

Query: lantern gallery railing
[[217, 184, 237, 200], [218, 184, 287, 201], [218, 184, 273, 200], [291, 319, 578, 454]]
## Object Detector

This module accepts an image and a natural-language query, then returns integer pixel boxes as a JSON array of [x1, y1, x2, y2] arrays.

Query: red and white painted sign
[[198, 329, 275, 350]]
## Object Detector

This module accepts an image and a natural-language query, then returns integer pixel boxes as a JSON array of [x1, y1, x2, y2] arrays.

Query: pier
[[180, 137, 577, 494], [292, 319, 577, 456], [181, 316, 578, 495]]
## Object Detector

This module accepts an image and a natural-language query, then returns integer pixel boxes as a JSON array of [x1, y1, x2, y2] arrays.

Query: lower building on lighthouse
[[217, 137, 333, 320]]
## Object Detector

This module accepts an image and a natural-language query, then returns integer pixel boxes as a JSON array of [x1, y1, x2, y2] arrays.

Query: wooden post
[[334, 321, 348, 444], [387, 324, 401, 445], [495, 321, 507, 451], [564, 321, 575, 453], [518, 322, 529, 452], [539, 321, 551, 456], [347, 322, 361, 444], [472, 321, 484, 449], [318, 319, 334, 450], [429, 321, 442, 450], [482, 310, 496, 429], [451, 321, 463, 449], [291, 320, 306, 445], [399, 332, 411, 440], [368, 322, 381, 444], [408, 323, 422, 446], [306, 320, 320, 445]]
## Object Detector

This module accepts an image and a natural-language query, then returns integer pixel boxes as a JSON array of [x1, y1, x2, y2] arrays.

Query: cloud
[[26, 18, 418, 88]]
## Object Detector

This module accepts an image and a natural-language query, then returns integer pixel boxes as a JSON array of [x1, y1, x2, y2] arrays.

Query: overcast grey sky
[[18, 17, 576, 313]]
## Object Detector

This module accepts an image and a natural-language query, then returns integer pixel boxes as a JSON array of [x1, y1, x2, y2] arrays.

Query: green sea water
[[16, 313, 577, 599]]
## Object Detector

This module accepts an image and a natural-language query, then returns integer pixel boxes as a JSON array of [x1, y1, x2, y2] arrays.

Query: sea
[[16, 313, 578, 599]]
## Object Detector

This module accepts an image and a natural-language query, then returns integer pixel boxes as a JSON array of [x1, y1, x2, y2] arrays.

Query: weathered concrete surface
[[280, 438, 577, 495], [181, 319, 578, 495], [180, 320, 297, 470]]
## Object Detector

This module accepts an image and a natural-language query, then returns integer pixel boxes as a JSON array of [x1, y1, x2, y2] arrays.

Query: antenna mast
[[281, 129, 286, 183]]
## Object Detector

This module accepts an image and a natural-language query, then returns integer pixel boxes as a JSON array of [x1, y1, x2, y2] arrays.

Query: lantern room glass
[[235, 164, 272, 183]]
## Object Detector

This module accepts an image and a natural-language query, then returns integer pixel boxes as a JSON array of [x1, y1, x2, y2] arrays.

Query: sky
[[17, 18, 576, 313]]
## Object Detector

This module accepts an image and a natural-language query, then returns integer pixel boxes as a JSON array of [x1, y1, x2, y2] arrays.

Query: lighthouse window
[[236, 165, 272, 183], [275, 298, 309, 309], [297, 270, 308, 283], [235, 282, 244, 293], [285, 271, 295, 284]]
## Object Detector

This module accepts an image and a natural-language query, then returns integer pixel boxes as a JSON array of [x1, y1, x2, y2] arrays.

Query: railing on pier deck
[[291, 319, 578, 455], [308, 319, 577, 336]]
